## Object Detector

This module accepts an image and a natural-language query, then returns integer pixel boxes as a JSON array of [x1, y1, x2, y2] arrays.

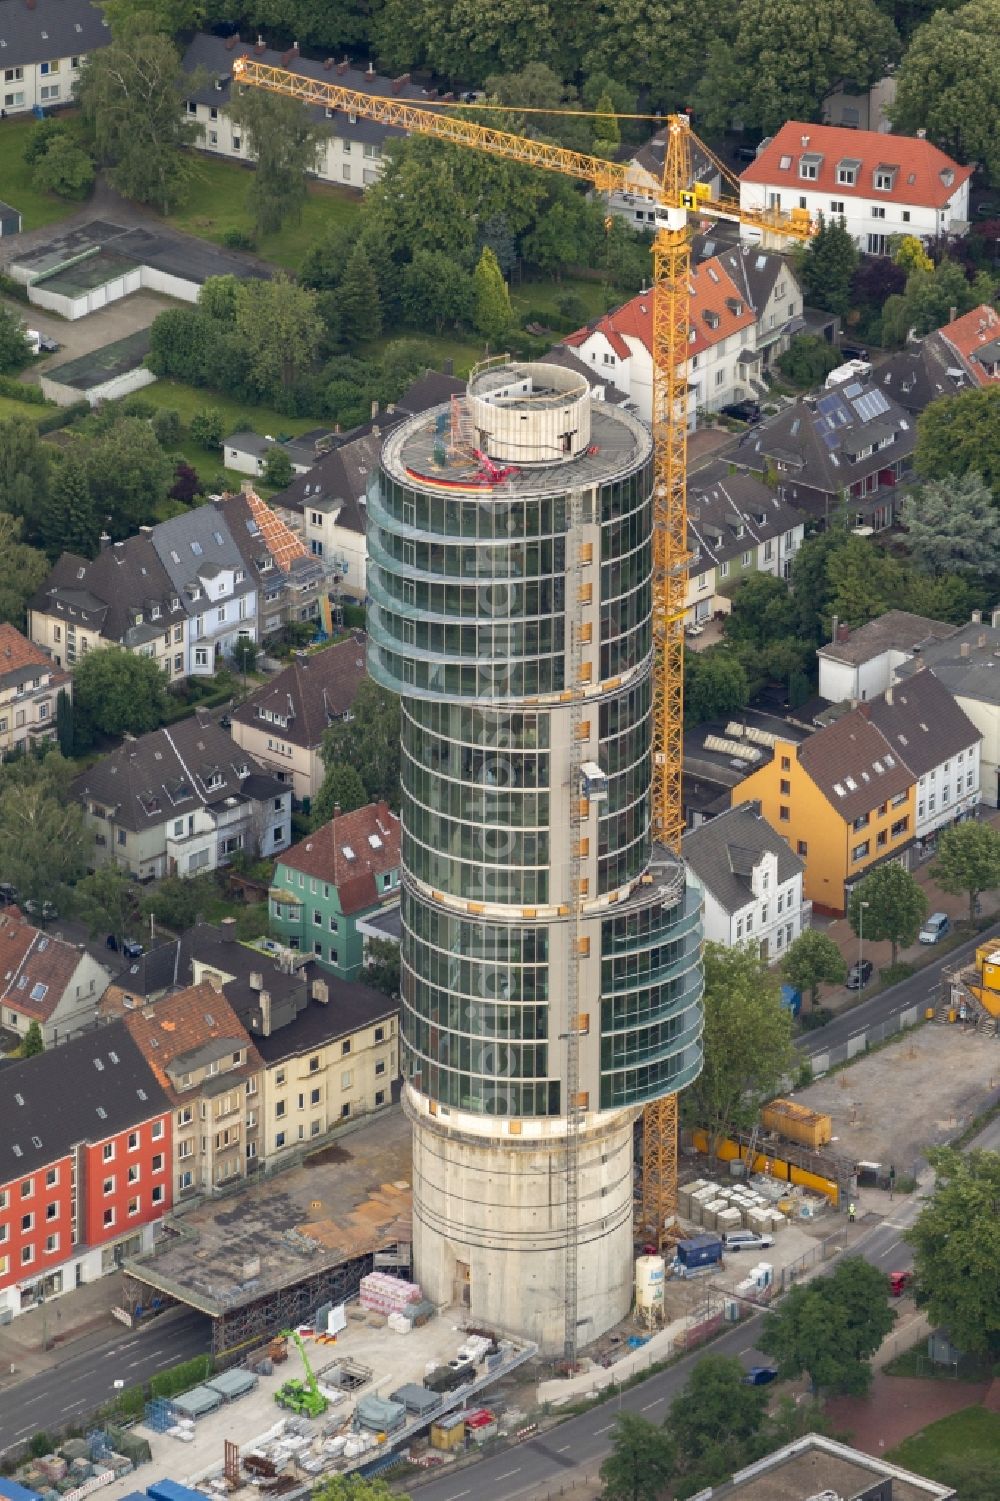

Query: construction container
[[760, 1099, 832, 1150], [465, 1409, 498, 1444], [430, 1414, 466, 1452], [675, 1234, 723, 1271], [635, 1254, 666, 1316]]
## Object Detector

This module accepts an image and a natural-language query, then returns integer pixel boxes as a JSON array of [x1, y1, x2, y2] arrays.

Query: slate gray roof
[[817, 610, 957, 667], [246, 981, 397, 1064], [895, 613, 1000, 707], [0, 0, 109, 68], [215, 489, 324, 598], [867, 671, 981, 779], [151, 502, 257, 605], [180, 31, 426, 151], [224, 429, 335, 469], [1, 1020, 169, 1180], [29, 535, 188, 647], [687, 473, 805, 572], [742, 382, 916, 501], [71, 708, 285, 834], [875, 340, 962, 413], [231, 635, 368, 750], [683, 800, 804, 916]]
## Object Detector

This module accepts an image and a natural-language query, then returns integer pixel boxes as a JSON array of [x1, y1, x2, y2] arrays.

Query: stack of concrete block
[[716, 1206, 742, 1236]]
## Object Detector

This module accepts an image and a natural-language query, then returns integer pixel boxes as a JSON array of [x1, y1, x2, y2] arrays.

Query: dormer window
[[837, 159, 861, 186], [151, 605, 161, 620], [799, 153, 822, 181], [874, 165, 897, 192]]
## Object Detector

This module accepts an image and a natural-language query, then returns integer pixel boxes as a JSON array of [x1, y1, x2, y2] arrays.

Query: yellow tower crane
[[232, 57, 814, 1228]]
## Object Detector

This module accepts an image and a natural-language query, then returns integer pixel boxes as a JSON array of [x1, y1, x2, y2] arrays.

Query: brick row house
[[0, 1024, 171, 1322]]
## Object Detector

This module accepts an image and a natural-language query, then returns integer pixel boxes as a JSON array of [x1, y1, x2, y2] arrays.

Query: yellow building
[[737, 706, 916, 915]]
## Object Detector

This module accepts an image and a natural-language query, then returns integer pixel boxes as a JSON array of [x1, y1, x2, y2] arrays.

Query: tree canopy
[[892, 0, 1000, 185], [0, 754, 87, 914], [71, 647, 170, 748], [915, 388, 1000, 501], [662, 1354, 771, 1497], [75, 864, 142, 952], [228, 88, 325, 237], [0, 514, 50, 630], [77, 29, 200, 213], [782, 929, 847, 1009], [848, 862, 928, 964], [901, 472, 1000, 577], [760, 1257, 895, 1393], [600, 1411, 677, 1501], [906, 1148, 1000, 1355], [320, 679, 401, 809], [683, 943, 795, 1155], [930, 821, 1000, 923], [0, 306, 33, 375], [685, 647, 750, 725]]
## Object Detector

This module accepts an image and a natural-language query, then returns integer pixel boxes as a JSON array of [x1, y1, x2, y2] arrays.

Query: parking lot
[[4, 290, 175, 379]]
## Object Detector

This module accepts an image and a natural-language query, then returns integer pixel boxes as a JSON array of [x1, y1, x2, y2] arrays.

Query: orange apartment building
[[737, 706, 916, 915]]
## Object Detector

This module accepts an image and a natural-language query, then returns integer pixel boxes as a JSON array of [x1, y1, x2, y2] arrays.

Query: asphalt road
[[799, 917, 1000, 1058], [0, 1307, 210, 1455]]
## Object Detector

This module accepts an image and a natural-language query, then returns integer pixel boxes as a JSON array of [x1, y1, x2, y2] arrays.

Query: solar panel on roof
[[822, 431, 840, 448], [816, 393, 841, 417], [843, 382, 863, 397], [854, 389, 891, 422]]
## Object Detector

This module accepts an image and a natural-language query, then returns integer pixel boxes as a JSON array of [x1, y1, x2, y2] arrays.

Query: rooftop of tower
[[381, 357, 652, 500]]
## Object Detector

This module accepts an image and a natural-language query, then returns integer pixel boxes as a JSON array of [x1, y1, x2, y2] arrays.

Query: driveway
[[6, 291, 176, 380]]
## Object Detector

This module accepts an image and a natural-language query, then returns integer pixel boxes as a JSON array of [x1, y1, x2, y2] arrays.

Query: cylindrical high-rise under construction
[[368, 360, 703, 1353]]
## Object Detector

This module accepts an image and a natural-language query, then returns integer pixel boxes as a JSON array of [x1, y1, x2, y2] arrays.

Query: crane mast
[[232, 56, 813, 1235]]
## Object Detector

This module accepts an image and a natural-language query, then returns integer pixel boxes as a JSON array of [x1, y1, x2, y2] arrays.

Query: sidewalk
[[808, 808, 1000, 1016], [0, 1274, 123, 1385]]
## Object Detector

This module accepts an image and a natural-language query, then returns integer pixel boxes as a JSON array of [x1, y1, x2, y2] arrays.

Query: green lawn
[[510, 274, 621, 324], [0, 115, 88, 232], [139, 377, 322, 440], [164, 154, 362, 273], [886, 1406, 1000, 1480], [0, 392, 56, 423]]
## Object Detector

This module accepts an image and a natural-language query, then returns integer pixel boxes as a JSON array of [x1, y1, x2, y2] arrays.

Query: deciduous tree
[[892, 0, 1000, 186], [760, 1258, 895, 1393], [599, 1412, 676, 1501], [320, 678, 400, 808], [0, 514, 50, 629], [0, 305, 32, 375], [683, 943, 795, 1157], [901, 472, 1000, 576], [663, 1354, 770, 1497], [782, 929, 848, 1009], [931, 821, 1000, 923], [189, 407, 224, 450], [848, 863, 928, 965], [263, 447, 294, 490], [75, 864, 141, 952], [0, 416, 49, 520], [684, 647, 750, 724], [906, 1148, 1000, 1355], [77, 30, 201, 213], [71, 646, 169, 747], [915, 387, 1000, 500], [229, 88, 325, 238], [0, 770, 87, 914], [32, 135, 95, 199], [85, 416, 172, 536], [400, 251, 471, 334], [234, 274, 324, 396]]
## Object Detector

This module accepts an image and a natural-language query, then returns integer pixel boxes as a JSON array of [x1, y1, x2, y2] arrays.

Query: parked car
[[919, 912, 950, 945], [720, 400, 762, 424], [0, 882, 18, 905], [23, 898, 58, 922], [724, 1229, 775, 1252], [106, 934, 144, 958], [890, 1270, 914, 1297], [37, 333, 60, 353], [840, 343, 869, 361], [743, 1366, 778, 1385], [846, 958, 874, 990]]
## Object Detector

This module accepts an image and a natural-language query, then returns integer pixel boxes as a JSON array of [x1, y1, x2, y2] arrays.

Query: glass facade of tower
[[369, 378, 702, 1121]]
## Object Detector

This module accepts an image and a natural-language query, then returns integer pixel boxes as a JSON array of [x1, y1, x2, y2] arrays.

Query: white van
[[723, 1229, 775, 1252]]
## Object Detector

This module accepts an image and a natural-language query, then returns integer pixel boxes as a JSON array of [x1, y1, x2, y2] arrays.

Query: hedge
[[150, 1352, 212, 1400], [37, 400, 90, 434], [0, 375, 47, 404]]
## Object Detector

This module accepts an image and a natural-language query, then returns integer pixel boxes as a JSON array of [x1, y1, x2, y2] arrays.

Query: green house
[[269, 802, 401, 981]]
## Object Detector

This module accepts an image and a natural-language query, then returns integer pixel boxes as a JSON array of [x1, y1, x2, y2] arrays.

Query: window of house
[[21, 1245, 33, 1266], [152, 1185, 164, 1204], [128, 1196, 140, 1217], [837, 162, 858, 185], [152, 1154, 163, 1173], [779, 805, 790, 822], [275, 1131, 286, 1149], [797, 840, 807, 856], [103, 1143, 114, 1162], [781, 755, 791, 771], [830, 199, 845, 214], [45, 1202, 58, 1221], [310, 1087, 320, 1105], [127, 1164, 140, 1185], [780, 779, 791, 796], [308, 1055, 320, 1073], [179, 1170, 193, 1191], [851, 840, 870, 862], [275, 1100, 286, 1118], [891, 816, 909, 837], [21, 1213, 33, 1232], [342, 1039, 351, 1056], [128, 1131, 138, 1152], [375, 1060, 386, 1076], [151, 1120, 163, 1139], [20, 1179, 33, 1200], [340, 1103, 351, 1118], [103, 1208, 114, 1228], [374, 1026, 385, 1043]]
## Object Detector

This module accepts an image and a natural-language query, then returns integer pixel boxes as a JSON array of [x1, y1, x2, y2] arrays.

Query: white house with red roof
[[563, 247, 803, 425], [739, 122, 972, 256]]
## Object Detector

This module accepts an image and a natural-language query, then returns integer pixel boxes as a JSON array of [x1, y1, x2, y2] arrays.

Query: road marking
[[444, 1491, 470, 1499], [21, 1395, 46, 1408], [878, 1239, 900, 1260], [555, 1444, 571, 1452], [640, 1398, 664, 1411], [64, 1400, 87, 1412], [739, 1345, 753, 1355], [126, 1358, 145, 1368], [494, 1470, 521, 1481], [596, 1423, 614, 1434]]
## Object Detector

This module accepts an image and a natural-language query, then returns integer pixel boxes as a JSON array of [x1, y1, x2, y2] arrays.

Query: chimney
[[139, 524, 154, 534], [224, 33, 239, 51], [323, 56, 334, 70], [979, 632, 987, 648], [99, 532, 112, 550], [961, 642, 971, 657], [748, 799, 762, 818], [337, 56, 349, 74], [259, 990, 272, 1036], [885, 686, 893, 705], [311, 978, 329, 1004], [206, 971, 224, 993], [916, 127, 926, 139], [254, 34, 266, 54], [949, 306, 958, 325], [334, 802, 342, 819], [391, 72, 411, 95], [371, 399, 380, 419], [800, 133, 810, 148], [858, 702, 871, 719], [249, 970, 263, 990], [837, 621, 850, 644], [220, 916, 237, 942], [972, 610, 983, 624], [366, 58, 376, 76], [992, 608, 1000, 630]]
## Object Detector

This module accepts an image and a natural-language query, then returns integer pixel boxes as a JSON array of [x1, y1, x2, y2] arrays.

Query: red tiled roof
[[0, 624, 68, 691], [740, 123, 972, 209], [563, 255, 754, 365], [0, 911, 86, 1023], [278, 801, 400, 915], [121, 980, 261, 1105], [243, 487, 308, 574], [939, 304, 1000, 387]]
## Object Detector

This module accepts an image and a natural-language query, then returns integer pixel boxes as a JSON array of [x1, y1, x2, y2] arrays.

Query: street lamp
[[858, 899, 870, 980]]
